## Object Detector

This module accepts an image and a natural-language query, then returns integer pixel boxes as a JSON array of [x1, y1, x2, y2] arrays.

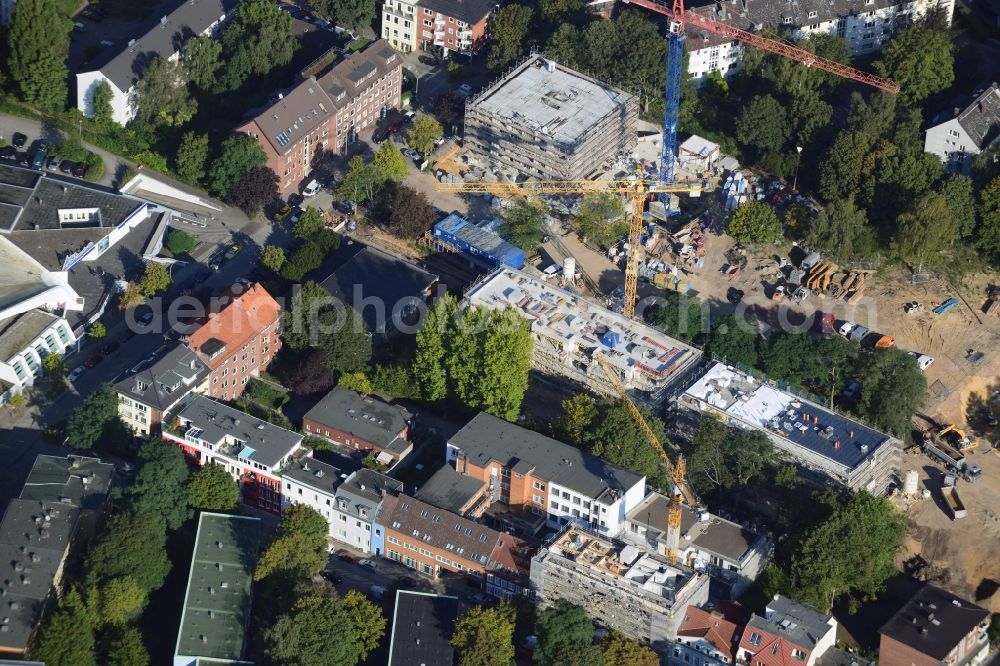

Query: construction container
[[904, 470, 919, 496], [933, 298, 960, 315], [433, 213, 526, 269], [601, 331, 621, 347], [563, 257, 576, 282]]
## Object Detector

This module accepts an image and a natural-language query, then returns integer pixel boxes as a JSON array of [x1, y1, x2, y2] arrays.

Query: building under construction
[[529, 526, 709, 656], [464, 268, 702, 405], [463, 54, 638, 181], [676, 362, 901, 492]]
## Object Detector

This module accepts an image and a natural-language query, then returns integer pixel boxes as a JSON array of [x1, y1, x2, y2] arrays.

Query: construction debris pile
[[722, 170, 764, 211], [790, 254, 873, 305]]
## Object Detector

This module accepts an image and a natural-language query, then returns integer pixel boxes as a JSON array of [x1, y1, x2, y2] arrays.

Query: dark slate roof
[[177, 395, 302, 469], [280, 455, 349, 496], [416, 0, 494, 24], [338, 468, 404, 511], [414, 464, 486, 515], [114, 342, 208, 411], [92, 0, 237, 91], [956, 84, 1000, 150], [318, 245, 437, 335], [387, 591, 458, 666], [747, 595, 833, 650], [318, 39, 399, 103], [879, 585, 989, 660], [0, 455, 112, 652], [449, 412, 644, 504], [304, 387, 412, 450]]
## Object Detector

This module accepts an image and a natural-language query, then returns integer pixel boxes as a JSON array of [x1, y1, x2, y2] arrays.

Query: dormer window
[[783, 16, 792, 23], [808, 9, 817, 17]]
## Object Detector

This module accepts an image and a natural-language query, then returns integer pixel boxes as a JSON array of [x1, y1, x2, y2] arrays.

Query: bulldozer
[[932, 424, 980, 452]]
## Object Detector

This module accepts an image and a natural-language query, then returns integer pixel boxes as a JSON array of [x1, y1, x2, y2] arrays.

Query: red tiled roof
[[678, 605, 743, 662], [187, 283, 280, 364], [738, 630, 812, 666]]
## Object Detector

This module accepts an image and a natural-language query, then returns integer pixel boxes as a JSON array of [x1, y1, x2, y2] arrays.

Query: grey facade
[[924, 84, 1000, 174], [529, 526, 709, 657], [333, 468, 403, 554], [464, 55, 638, 181]]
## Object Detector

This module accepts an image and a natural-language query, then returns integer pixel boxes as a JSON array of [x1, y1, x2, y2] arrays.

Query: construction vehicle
[[932, 424, 980, 452], [437, 178, 701, 318], [594, 355, 695, 562], [941, 476, 967, 520], [920, 422, 983, 483]]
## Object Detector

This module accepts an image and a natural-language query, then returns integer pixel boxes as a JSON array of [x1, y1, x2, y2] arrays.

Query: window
[[532, 481, 545, 491], [791, 649, 806, 661], [949, 129, 960, 138], [532, 495, 544, 505], [808, 9, 817, 16], [782, 16, 792, 23], [748, 632, 762, 646]]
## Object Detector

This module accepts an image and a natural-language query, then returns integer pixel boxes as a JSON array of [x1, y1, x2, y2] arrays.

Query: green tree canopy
[[44, 353, 67, 377], [225, 165, 279, 216], [819, 130, 874, 202], [91, 80, 114, 124], [264, 585, 366, 665], [261, 245, 286, 273], [104, 626, 151, 666], [650, 291, 708, 344], [118, 282, 145, 311], [84, 510, 171, 592], [30, 589, 96, 666], [336, 156, 382, 203], [687, 416, 733, 491], [175, 132, 210, 185], [406, 115, 444, 156], [166, 228, 197, 255], [487, 4, 534, 70], [791, 492, 906, 611], [293, 206, 327, 241], [219, 0, 298, 91], [545, 24, 581, 67], [389, 184, 438, 240], [856, 347, 926, 436], [139, 262, 171, 296], [554, 394, 598, 445], [183, 35, 223, 90], [255, 504, 329, 581], [338, 371, 374, 394], [188, 463, 240, 511], [736, 94, 789, 154], [502, 200, 547, 250], [979, 175, 1000, 261], [7, 0, 71, 112], [341, 590, 387, 661], [940, 174, 977, 240], [66, 383, 132, 453], [599, 631, 658, 666], [96, 576, 148, 626], [125, 439, 191, 530], [313, 0, 375, 30], [535, 600, 594, 666], [805, 198, 877, 261], [576, 193, 627, 249], [876, 24, 953, 105], [374, 141, 409, 181], [727, 201, 782, 245], [208, 134, 268, 197], [704, 314, 759, 367], [583, 402, 668, 486], [451, 603, 516, 666], [321, 307, 372, 374], [136, 58, 197, 127], [893, 191, 958, 266], [413, 295, 452, 401], [89, 321, 107, 340]]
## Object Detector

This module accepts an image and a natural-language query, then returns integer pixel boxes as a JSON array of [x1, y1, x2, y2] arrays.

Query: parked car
[[84, 353, 103, 369], [469, 593, 492, 605], [194, 269, 211, 284], [458, 83, 473, 97], [838, 321, 854, 337], [0, 146, 15, 160], [137, 311, 154, 328], [72, 162, 87, 178], [31, 141, 49, 170], [908, 351, 934, 370], [369, 585, 387, 600], [288, 193, 304, 207], [289, 208, 303, 224], [727, 287, 744, 305], [100, 341, 120, 356], [418, 55, 439, 66], [335, 200, 356, 215], [11, 133, 27, 149], [100, 40, 114, 47], [67, 366, 86, 382], [273, 203, 292, 220], [372, 128, 389, 144], [403, 148, 421, 162], [334, 549, 355, 562], [59, 160, 75, 174], [223, 244, 241, 260], [73, 21, 86, 32], [358, 559, 377, 570], [47, 155, 63, 171], [388, 117, 404, 133], [302, 179, 321, 197], [321, 570, 343, 585]]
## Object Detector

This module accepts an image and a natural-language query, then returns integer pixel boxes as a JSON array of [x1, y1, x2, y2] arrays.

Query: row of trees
[[413, 295, 533, 421]]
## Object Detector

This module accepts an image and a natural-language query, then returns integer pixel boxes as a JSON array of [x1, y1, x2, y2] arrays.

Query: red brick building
[[879, 585, 989, 666], [186, 283, 281, 401], [377, 493, 533, 599], [237, 39, 402, 196], [302, 387, 413, 465]]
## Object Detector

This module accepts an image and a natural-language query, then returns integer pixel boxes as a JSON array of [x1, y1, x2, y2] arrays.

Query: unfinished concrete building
[[465, 268, 702, 405], [463, 55, 638, 181], [676, 362, 901, 493], [530, 526, 709, 657]]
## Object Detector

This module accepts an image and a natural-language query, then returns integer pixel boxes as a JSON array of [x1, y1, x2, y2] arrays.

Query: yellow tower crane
[[594, 355, 696, 562], [437, 177, 701, 318]]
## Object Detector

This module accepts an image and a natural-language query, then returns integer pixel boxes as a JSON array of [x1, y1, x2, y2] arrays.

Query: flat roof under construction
[[465, 268, 700, 397], [683, 362, 892, 471], [469, 57, 633, 147]]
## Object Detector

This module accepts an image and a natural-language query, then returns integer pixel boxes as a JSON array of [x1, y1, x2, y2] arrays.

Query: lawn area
[[56, 0, 84, 16], [348, 38, 371, 52]]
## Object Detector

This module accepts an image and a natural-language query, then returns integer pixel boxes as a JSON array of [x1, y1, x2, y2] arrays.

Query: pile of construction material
[[670, 219, 707, 270], [722, 171, 764, 211], [800, 255, 872, 305]]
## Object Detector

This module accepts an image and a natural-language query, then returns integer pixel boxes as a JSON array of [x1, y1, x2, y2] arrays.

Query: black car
[[72, 162, 87, 178], [288, 192, 304, 207], [60, 160, 75, 174], [11, 133, 26, 149], [321, 571, 343, 585], [727, 287, 745, 305], [418, 55, 439, 67], [100, 341, 120, 356], [0, 146, 15, 160], [372, 128, 390, 144]]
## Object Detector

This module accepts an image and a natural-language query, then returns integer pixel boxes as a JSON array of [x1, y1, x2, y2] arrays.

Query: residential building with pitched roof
[[925, 83, 1000, 174], [878, 584, 990, 666], [174, 512, 260, 666], [376, 493, 535, 599], [683, 0, 953, 86], [387, 591, 459, 666], [671, 603, 747, 666], [447, 412, 646, 536], [624, 492, 770, 599], [530, 526, 710, 657], [76, 0, 237, 125], [0, 455, 113, 657], [237, 40, 401, 196], [185, 282, 281, 401], [382, 0, 494, 56], [302, 387, 414, 466], [736, 595, 837, 666], [115, 342, 209, 435]]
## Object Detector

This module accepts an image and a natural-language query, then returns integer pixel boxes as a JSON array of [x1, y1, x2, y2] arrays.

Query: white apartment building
[[0, 310, 77, 403], [924, 83, 1000, 174], [114, 343, 209, 436], [76, 0, 236, 125], [686, 0, 954, 85], [382, 0, 419, 51]]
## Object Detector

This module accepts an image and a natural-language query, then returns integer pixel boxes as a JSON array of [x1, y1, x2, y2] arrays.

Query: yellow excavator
[[594, 355, 696, 562], [933, 424, 979, 452]]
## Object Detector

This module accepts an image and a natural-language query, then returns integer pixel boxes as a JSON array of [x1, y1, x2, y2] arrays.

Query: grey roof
[[414, 464, 487, 515], [304, 387, 412, 451], [114, 342, 208, 411], [879, 585, 989, 660], [0, 310, 60, 362], [0, 455, 112, 652], [18, 454, 114, 509], [92, 0, 237, 91], [175, 513, 260, 662], [318, 39, 399, 103], [416, 0, 494, 24], [245, 77, 336, 156], [955, 84, 1000, 150], [177, 395, 303, 469], [450, 412, 644, 503], [280, 455, 349, 497], [387, 591, 458, 666], [0, 163, 146, 234], [338, 468, 404, 509], [748, 595, 833, 650], [318, 246, 437, 335], [627, 492, 764, 562]]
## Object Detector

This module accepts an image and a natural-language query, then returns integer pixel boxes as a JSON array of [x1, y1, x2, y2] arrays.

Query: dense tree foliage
[[727, 201, 783, 245], [183, 35, 223, 91], [66, 384, 132, 453], [85, 511, 171, 593], [451, 603, 517, 666], [876, 24, 954, 105], [138, 262, 171, 296], [502, 200, 547, 250], [389, 185, 438, 240], [91, 81, 114, 125], [406, 115, 443, 156], [600, 632, 658, 666], [261, 245, 287, 274], [136, 58, 197, 127], [534, 600, 594, 666], [174, 132, 210, 185], [7, 0, 71, 112], [312, 0, 375, 31], [487, 4, 534, 70], [374, 142, 408, 182], [104, 627, 151, 666], [337, 156, 381, 203], [218, 0, 298, 92], [125, 439, 191, 530], [208, 135, 268, 198], [188, 463, 240, 511], [256, 504, 329, 581], [576, 193, 627, 249], [805, 198, 876, 261], [30, 590, 96, 666], [225, 165, 279, 216], [165, 229, 197, 256]]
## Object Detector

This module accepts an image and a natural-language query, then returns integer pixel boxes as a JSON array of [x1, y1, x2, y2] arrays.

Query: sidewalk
[[0, 111, 135, 188]]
